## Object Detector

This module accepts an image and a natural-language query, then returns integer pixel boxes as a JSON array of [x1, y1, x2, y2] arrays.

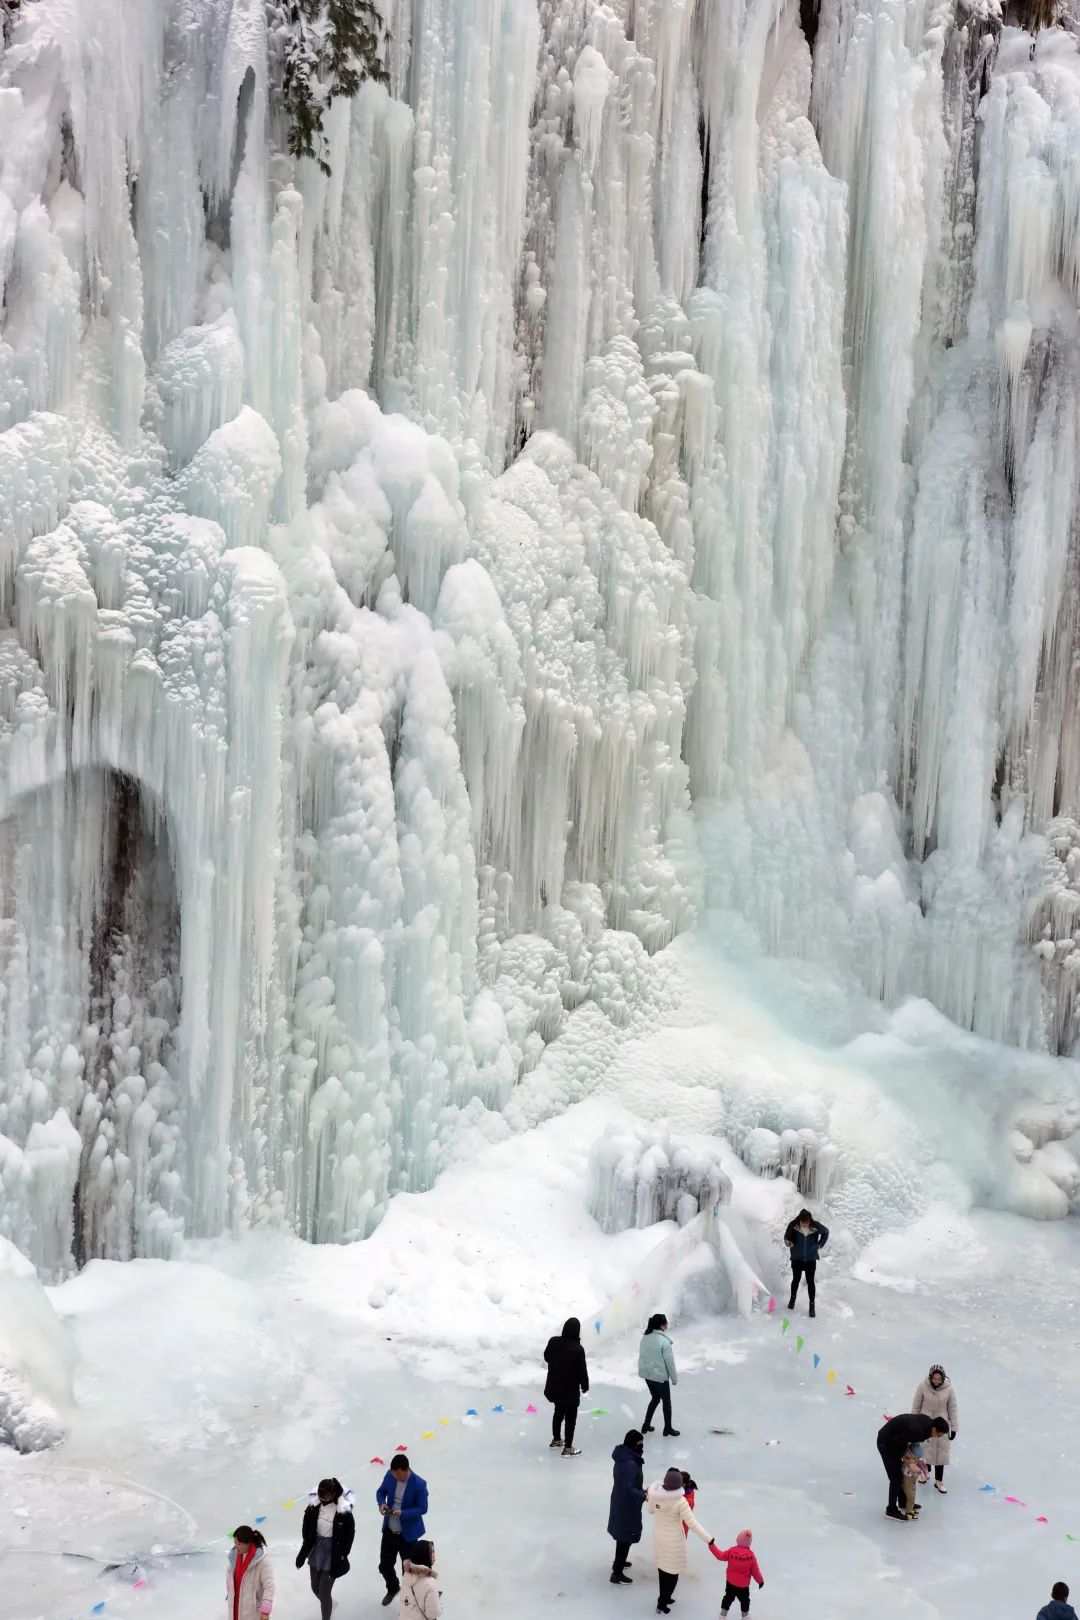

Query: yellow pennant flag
[[421, 1430, 435, 1438], [827, 1370, 837, 1384], [439, 1418, 451, 1425], [283, 1500, 295, 1509]]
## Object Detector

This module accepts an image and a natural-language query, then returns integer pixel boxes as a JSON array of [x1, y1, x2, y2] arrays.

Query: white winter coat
[[225, 1545, 275, 1620], [399, 1560, 442, 1620], [912, 1373, 957, 1466], [646, 1484, 712, 1574]]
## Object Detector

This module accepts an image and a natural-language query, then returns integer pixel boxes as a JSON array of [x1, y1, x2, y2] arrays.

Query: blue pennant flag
[[595, 1320, 602, 1334], [979, 1484, 997, 1492], [812, 1354, 821, 1369], [491, 1404, 504, 1412], [465, 1408, 478, 1416]]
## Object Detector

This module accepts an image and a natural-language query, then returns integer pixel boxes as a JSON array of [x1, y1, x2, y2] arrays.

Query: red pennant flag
[[370, 1456, 385, 1465], [845, 1385, 855, 1396], [395, 1445, 408, 1452]]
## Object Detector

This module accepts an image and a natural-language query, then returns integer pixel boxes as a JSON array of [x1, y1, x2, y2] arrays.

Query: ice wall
[[2, 0, 1080, 1272]]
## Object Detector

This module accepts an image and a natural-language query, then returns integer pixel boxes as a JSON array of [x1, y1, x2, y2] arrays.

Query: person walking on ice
[[227, 1526, 274, 1620], [912, 1363, 957, 1492], [1038, 1581, 1078, 1620], [639, 1314, 679, 1437], [783, 1208, 829, 1317], [376, 1455, 429, 1606], [607, 1429, 646, 1584], [296, 1478, 355, 1620], [543, 1315, 589, 1456], [876, 1413, 949, 1520], [646, 1465, 717, 1613], [710, 1529, 764, 1615]]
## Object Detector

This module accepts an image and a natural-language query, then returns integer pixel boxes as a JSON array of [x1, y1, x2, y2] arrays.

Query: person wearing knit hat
[[710, 1528, 764, 1615], [646, 1469, 716, 1614], [911, 1364, 958, 1492]]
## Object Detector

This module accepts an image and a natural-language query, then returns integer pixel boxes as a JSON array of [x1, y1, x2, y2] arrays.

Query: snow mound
[[0, 1236, 72, 1451]]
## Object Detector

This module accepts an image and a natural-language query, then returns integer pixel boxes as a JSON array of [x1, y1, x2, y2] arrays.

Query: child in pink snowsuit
[[710, 1529, 764, 1616]]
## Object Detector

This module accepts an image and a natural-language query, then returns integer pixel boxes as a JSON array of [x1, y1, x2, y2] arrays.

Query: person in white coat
[[226, 1527, 275, 1620], [912, 1364, 957, 1492], [399, 1541, 442, 1620], [646, 1468, 716, 1614]]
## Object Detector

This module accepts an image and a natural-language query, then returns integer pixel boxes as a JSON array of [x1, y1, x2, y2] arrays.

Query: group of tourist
[[219, 1207, 1069, 1620], [876, 1364, 958, 1520], [226, 1463, 440, 1620]]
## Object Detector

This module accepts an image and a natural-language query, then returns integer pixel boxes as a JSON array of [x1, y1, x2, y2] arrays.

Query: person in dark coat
[[296, 1478, 355, 1620], [544, 1316, 589, 1456], [607, 1430, 646, 1583], [783, 1209, 829, 1317], [877, 1414, 949, 1519]]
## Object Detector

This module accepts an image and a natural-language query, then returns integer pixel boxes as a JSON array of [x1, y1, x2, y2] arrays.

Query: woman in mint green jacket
[[638, 1315, 679, 1437]]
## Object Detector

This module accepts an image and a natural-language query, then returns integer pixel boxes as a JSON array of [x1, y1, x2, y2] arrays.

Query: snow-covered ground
[[5, 940, 1080, 1620]]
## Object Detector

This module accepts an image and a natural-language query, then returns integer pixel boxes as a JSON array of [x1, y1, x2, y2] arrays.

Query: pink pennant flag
[[132, 1580, 146, 1590], [845, 1385, 855, 1396], [526, 1404, 537, 1413], [395, 1445, 408, 1453], [370, 1456, 385, 1465], [767, 1298, 776, 1314], [1004, 1496, 1026, 1506], [1037, 1517, 1048, 1524]]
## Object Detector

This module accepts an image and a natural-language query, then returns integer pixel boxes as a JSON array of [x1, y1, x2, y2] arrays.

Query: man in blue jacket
[[375, 1454, 428, 1606], [783, 1208, 829, 1317], [1039, 1581, 1078, 1620]]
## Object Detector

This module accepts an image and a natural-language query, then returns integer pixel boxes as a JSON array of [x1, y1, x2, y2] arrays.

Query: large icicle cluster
[[3, 0, 1080, 1273]]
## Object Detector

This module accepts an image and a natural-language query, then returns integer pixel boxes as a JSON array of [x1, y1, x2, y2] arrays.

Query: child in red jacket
[[710, 1529, 764, 1615], [680, 1472, 697, 1536]]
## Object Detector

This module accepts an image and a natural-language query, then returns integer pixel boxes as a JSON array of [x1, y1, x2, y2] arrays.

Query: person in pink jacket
[[710, 1528, 764, 1616]]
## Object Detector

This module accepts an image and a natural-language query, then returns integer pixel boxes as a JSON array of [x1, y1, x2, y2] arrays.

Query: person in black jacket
[[296, 1478, 355, 1618], [783, 1209, 829, 1317], [607, 1430, 646, 1583], [544, 1316, 590, 1456], [877, 1415, 949, 1519]]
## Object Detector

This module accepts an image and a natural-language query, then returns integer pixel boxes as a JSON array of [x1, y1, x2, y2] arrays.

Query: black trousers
[[658, 1570, 679, 1607], [935, 1464, 945, 1481], [721, 1581, 751, 1614], [789, 1259, 816, 1304], [552, 1400, 578, 1445], [878, 1438, 906, 1514], [644, 1379, 673, 1431], [379, 1527, 419, 1593], [612, 1539, 632, 1573], [309, 1566, 336, 1620]]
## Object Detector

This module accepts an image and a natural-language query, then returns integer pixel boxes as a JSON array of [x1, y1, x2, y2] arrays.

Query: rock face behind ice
[[0, 1237, 72, 1451]]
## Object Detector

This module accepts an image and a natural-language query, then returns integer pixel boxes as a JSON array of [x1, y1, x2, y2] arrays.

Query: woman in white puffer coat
[[912, 1364, 958, 1493], [646, 1468, 716, 1614]]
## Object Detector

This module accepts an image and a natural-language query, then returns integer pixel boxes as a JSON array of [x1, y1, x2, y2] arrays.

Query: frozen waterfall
[[2, 0, 1080, 1275]]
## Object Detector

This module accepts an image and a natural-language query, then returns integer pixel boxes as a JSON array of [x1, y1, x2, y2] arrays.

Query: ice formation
[[2, 0, 1080, 1273], [587, 1120, 733, 1233], [0, 1235, 71, 1450]]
